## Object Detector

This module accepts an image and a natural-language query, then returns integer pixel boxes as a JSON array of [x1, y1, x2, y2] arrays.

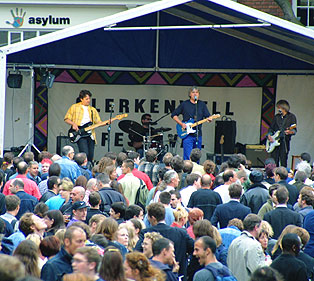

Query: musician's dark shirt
[[171, 100, 210, 136], [269, 112, 297, 140]]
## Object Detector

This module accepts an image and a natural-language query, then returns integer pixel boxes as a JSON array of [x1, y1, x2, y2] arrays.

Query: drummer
[[128, 113, 161, 157]]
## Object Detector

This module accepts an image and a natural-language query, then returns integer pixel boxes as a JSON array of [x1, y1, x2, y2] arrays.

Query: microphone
[[195, 96, 198, 104], [110, 103, 115, 110]]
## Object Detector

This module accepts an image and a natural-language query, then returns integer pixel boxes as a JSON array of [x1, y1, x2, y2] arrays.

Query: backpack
[[134, 179, 148, 210], [204, 264, 237, 281]]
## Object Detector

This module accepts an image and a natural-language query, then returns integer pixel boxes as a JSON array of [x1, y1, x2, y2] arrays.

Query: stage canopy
[[1, 0, 314, 154]]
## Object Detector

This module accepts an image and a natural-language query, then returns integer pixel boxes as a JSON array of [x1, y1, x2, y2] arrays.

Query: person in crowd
[[203, 160, 216, 182], [40, 176, 61, 203], [250, 266, 283, 281], [187, 174, 222, 220], [169, 190, 184, 210], [46, 177, 73, 211], [227, 214, 267, 281], [104, 165, 118, 183], [67, 201, 88, 227], [40, 158, 52, 181], [125, 251, 165, 281], [211, 183, 251, 228], [61, 186, 85, 217], [135, 202, 194, 280], [153, 170, 180, 203], [264, 186, 302, 239], [218, 218, 243, 250], [55, 146, 81, 183], [124, 204, 144, 221], [193, 236, 235, 281], [0, 194, 20, 232], [118, 152, 153, 190], [186, 208, 203, 239], [3, 213, 47, 253], [83, 178, 98, 206], [138, 148, 161, 187], [3, 161, 41, 200], [96, 173, 126, 215], [189, 148, 205, 174], [110, 202, 126, 224], [40, 236, 61, 260], [171, 205, 188, 228], [88, 214, 106, 236], [180, 173, 201, 208], [257, 184, 280, 219], [27, 161, 42, 186], [241, 170, 269, 214], [74, 153, 92, 181], [295, 186, 314, 223], [273, 166, 298, 205], [72, 247, 102, 281], [116, 152, 127, 178], [44, 210, 65, 236], [116, 223, 130, 251], [144, 191, 175, 227], [86, 191, 107, 224], [38, 162, 61, 196], [8, 178, 38, 219], [99, 246, 126, 281], [150, 238, 179, 281], [214, 169, 238, 203], [41, 226, 86, 281], [13, 239, 41, 278], [0, 254, 26, 281], [141, 231, 163, 259], [258, 221, 274, 265], [270, 233, 307, 281]]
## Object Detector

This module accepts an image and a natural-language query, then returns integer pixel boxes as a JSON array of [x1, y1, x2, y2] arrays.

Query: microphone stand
[[195, 96, 199, 147], [107, 104, 114, 152]]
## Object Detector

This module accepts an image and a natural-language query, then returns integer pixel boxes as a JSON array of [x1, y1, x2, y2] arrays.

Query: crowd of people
[[0, 147, 313, 281]]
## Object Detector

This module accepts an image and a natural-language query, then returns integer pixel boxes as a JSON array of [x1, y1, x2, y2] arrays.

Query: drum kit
[[118, 119, 172, 157]]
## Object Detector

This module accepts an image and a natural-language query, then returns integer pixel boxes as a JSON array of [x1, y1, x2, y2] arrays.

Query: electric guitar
[[176, 114, 221, 139], [266, 124, 296, 153], [68, 113, 128, 143]]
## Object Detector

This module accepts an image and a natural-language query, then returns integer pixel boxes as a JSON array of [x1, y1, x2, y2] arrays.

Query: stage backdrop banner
[[48, 83, 262, 160]]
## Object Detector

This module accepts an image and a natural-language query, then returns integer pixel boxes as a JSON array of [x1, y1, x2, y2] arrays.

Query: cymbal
[[118, 120, 146, 135], [155, 127, 171, 132]]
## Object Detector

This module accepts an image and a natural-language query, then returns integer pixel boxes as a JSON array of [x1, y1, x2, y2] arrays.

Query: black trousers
[[271, 139, 289, 167], [77, 136, 95, 162]]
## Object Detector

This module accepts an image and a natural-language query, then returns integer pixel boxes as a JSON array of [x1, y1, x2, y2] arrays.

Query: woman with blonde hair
[[171, 205, 188, 228], [124, 251, 165, 281], [258, 221, 274, 265], [63, 273, 95, 281]]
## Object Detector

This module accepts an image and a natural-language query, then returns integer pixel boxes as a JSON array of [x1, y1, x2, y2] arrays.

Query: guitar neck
[[84, 114, 128, 131], [190, 114, 220, 128]]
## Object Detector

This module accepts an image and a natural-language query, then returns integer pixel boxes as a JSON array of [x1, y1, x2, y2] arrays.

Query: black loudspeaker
[[56, 136, 79, 155], [214, 120, 236, 154], [245, 145, 268, 168], [7, 73, 23, 88]]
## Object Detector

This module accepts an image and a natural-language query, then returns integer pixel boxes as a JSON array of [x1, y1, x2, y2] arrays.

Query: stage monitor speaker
[[214, 120, 236, 154], [56, 136, 79, 155], [7, 73, 23, 88], [245, 145, 268, 168]]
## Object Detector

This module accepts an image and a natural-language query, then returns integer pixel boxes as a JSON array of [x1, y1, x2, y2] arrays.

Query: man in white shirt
[[180, 173, 201, 207], [214, 169, 238, 203]]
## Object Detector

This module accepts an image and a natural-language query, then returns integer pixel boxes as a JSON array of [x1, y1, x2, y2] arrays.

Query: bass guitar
[[68, 113, 128, 143], [266, 124, 296, 153], [176, 114, 220, 139]]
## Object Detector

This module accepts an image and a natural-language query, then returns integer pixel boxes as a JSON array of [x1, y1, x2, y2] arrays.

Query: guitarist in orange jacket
[[267, 99, 297, 167], [172, 86, 211, 160], [64, 90, 102, 162]]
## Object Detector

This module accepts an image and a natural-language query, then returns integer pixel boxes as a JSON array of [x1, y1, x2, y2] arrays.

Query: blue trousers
[[182, 135, 202, 160]]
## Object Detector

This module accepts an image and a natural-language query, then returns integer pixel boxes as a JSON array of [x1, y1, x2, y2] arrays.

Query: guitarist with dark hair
[[172, 86, 215, 160], [267, 99, 297, 167], [64, 90, 102, 162]]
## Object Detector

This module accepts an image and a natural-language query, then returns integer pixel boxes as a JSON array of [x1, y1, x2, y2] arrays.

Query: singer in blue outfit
[[171, 87, 211, 160]]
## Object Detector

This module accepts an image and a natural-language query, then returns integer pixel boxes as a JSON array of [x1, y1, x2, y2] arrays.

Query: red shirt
[[117, 168, 153, 190], [3, 175, 41, 200]]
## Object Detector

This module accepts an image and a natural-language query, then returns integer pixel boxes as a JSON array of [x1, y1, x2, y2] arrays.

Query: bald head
[[201, 174, 212, 188], [71, 186, 86, 202]]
